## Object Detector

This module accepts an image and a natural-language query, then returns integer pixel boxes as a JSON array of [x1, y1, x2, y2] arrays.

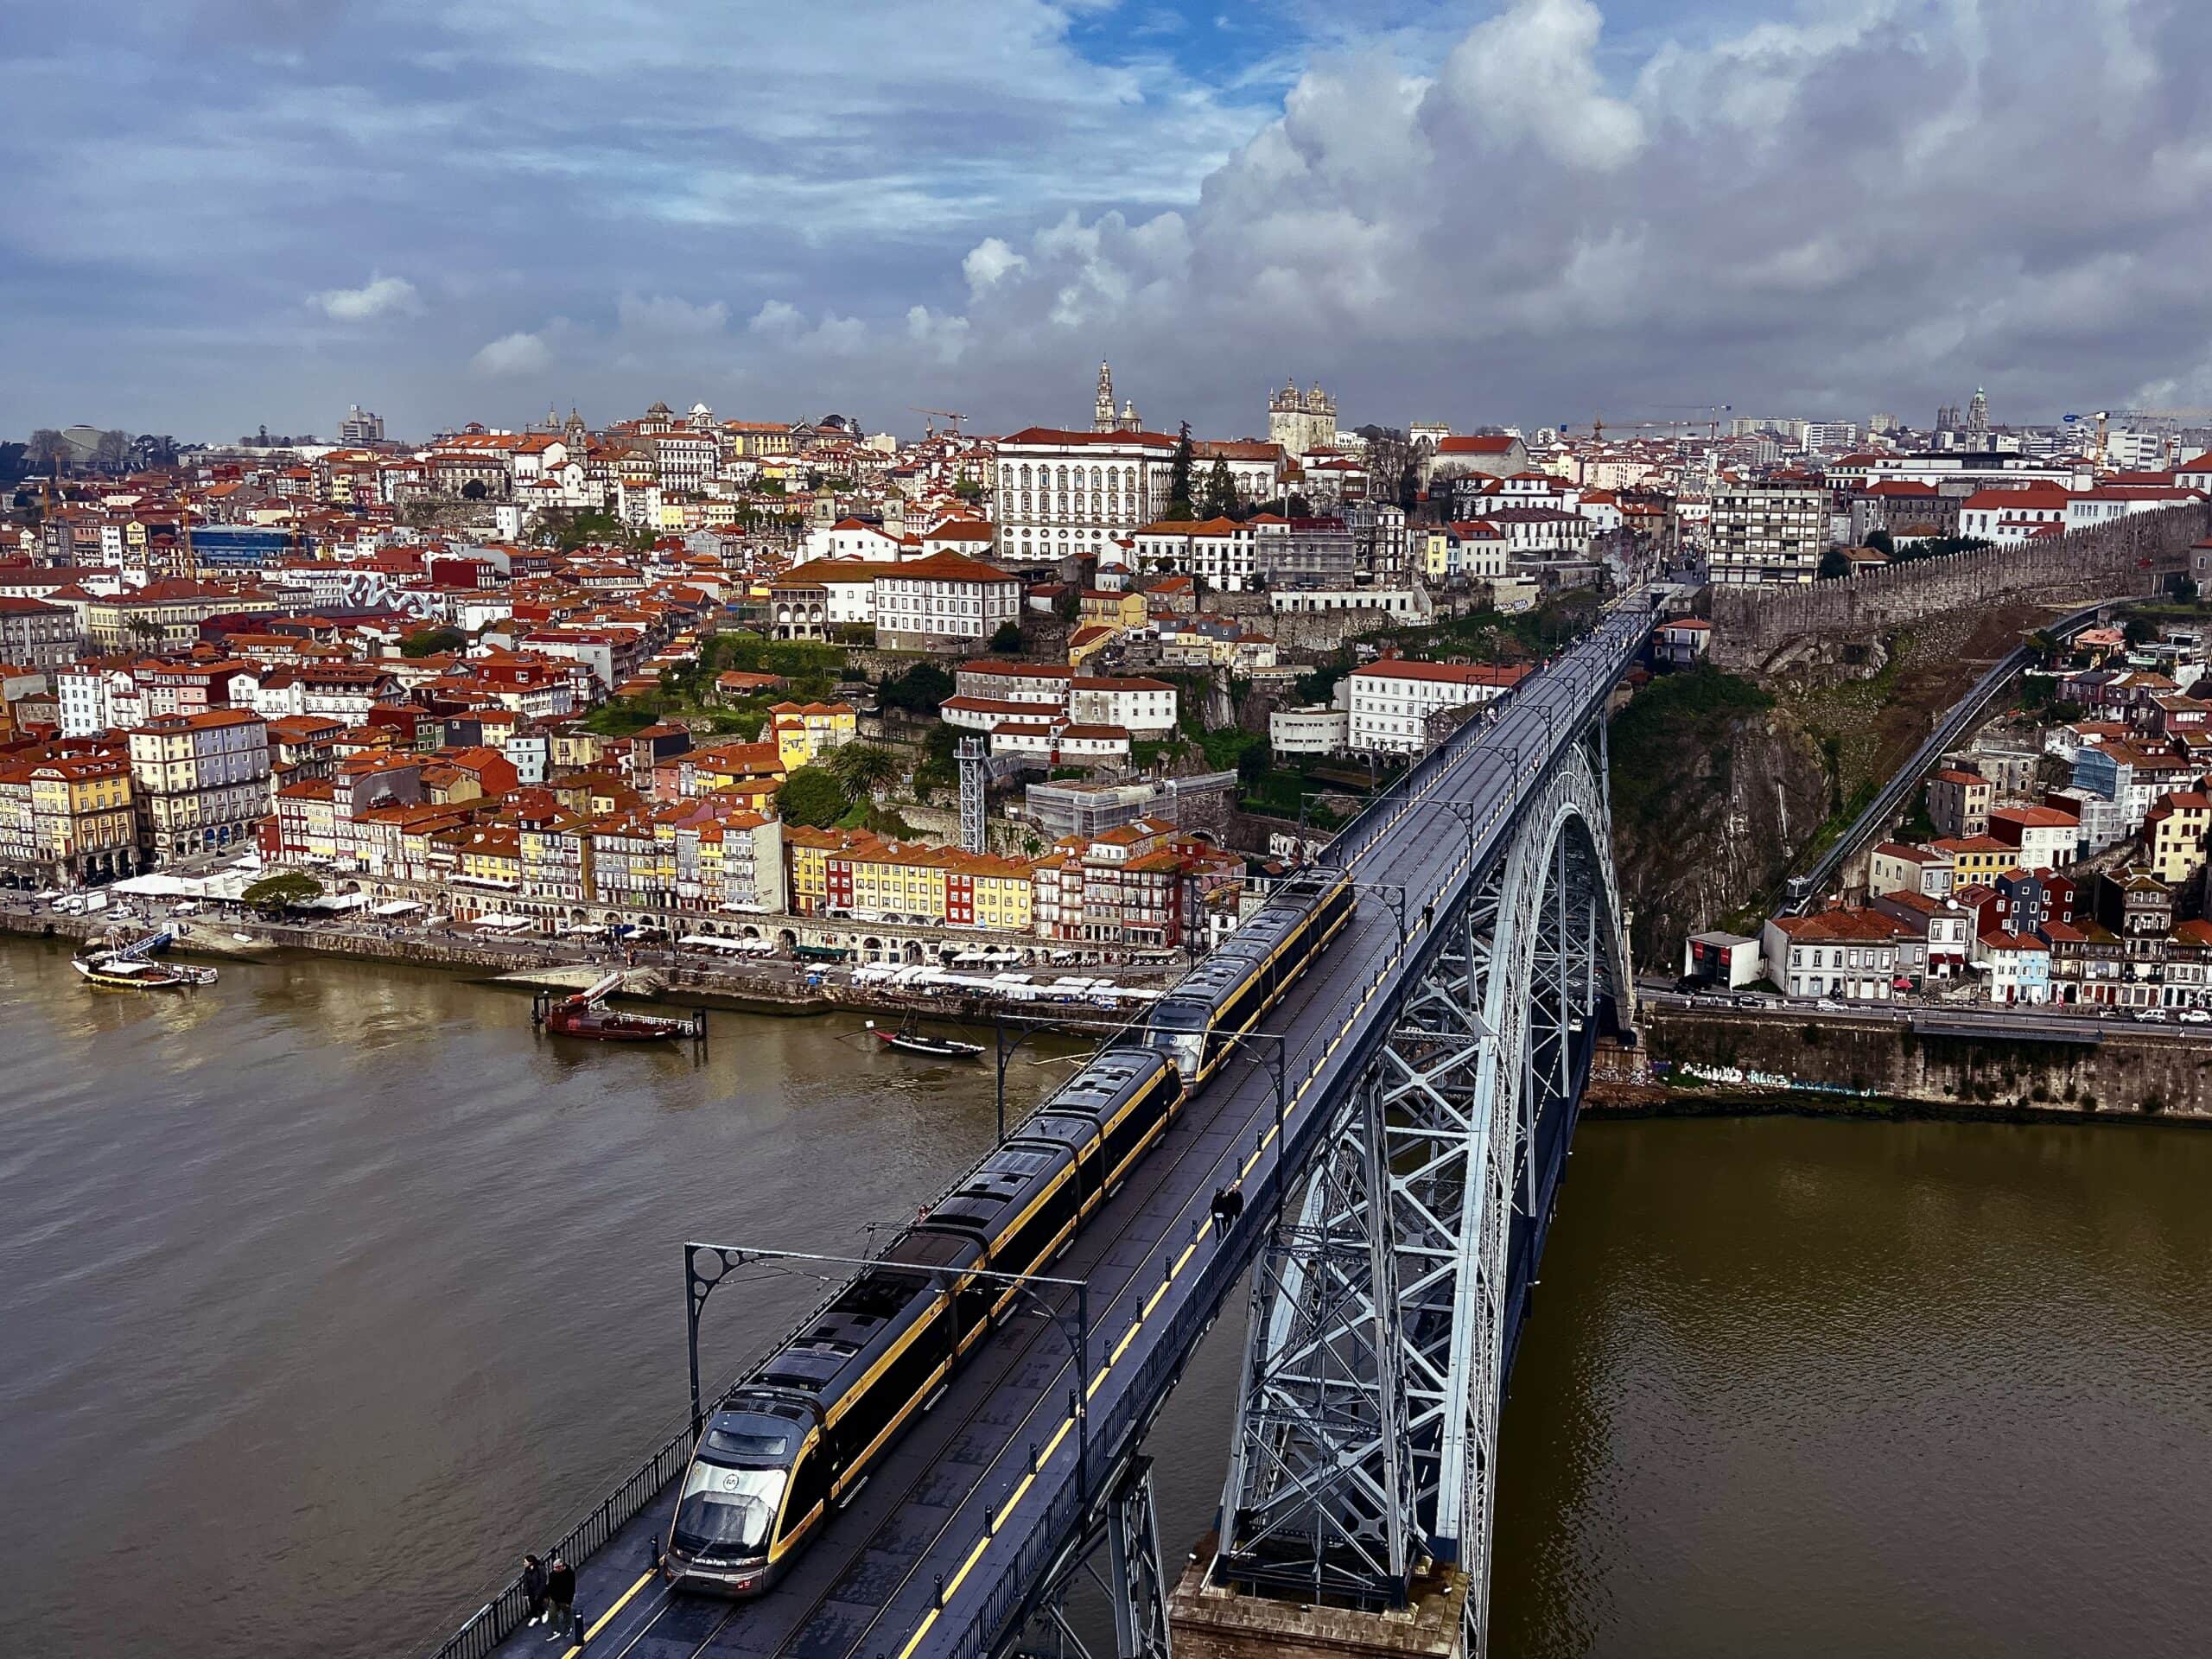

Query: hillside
[[1608, 597, 2064, 967]]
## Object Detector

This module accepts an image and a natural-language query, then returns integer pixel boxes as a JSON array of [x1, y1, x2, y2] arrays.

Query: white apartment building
[[955, 661, 1072, 707], [1129, 518, 1260, 591], [804, 518, 911, 563], [1067, 676, 1178, 737], [652, 429, 719, 493], [1761, 912, 1904, 1001], [872, 552, 1020, 649], [1707, 485, 1827, 585], [1957, 486, 2070, 544], [56, 665, 143, 738], [995, 427, 1176, 564], [1270, 704, 1350, 756], [1347, 660, 1527, 755]]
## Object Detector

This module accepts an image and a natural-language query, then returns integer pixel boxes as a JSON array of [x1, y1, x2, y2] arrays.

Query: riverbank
[[0, 906, 1147, 1029], [1596, 1003, 2212, 1124]]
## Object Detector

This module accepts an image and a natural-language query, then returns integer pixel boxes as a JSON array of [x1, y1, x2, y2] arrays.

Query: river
[[4, 938, 2210, 1656]]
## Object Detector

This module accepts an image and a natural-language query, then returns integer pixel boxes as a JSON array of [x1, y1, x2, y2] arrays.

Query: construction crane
[[906, 406, 968, 437], [2067, 408, 2212, 468], [1649, 402, 1734, 440], [1560, 415, 1704, 442]]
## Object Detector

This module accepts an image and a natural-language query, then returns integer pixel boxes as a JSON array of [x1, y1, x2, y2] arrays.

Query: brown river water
[[3, 938, 2209, 1656]]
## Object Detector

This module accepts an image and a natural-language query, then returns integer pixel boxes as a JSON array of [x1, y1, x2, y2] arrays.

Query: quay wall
[[1595, 1006, 2212, 1122], [0, 910, 1143, 1027]]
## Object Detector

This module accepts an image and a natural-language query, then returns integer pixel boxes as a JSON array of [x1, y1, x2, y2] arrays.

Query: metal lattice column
[[1214, 1073, 1417, 1608], [958, 736, 988, 855], [1216, 735, 1630, 1654], [1010, 1459, 1174, 1659]]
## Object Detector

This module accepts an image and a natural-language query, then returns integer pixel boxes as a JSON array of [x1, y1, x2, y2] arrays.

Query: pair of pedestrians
[[521, 1552, 582, 1645]]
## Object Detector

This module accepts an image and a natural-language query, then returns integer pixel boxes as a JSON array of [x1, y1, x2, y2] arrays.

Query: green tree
[[1396, 461, 1421, 516], [1817, 546, 1853, 581], [829, 742, 903, 798], [776, 765, 849, 828], [1165, 421, 1195, 520], [989, 620, 1023, 652], [880, 661, 956, 713], [1199, 459, 1236, 521], [1865, 528, 1896, 556], [401, 626, 466, 658], [242, 872, 324, 913]]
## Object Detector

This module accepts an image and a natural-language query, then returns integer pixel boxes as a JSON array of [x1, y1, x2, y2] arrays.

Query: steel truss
[[1007, 1456, 1173, 1659], [1214, 732, 1629, 1653]]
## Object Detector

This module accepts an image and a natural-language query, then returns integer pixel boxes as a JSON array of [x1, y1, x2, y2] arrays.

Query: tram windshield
[[671, 1459, 787, 1556], [1147, 999, 1209, 1076]]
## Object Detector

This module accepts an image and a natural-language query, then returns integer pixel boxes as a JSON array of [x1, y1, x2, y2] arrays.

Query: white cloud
[[308, 273, 422, 321], [747, 300, 804, 338], [470, 330, 553, 376], [962, 237, 1028, 294], [1434, 0, 1643, 172]]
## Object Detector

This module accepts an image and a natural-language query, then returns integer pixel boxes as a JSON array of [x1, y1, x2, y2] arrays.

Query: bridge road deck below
[[477, 607, 1647, 1659]]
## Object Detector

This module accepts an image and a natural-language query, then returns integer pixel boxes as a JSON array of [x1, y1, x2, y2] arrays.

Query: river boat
[[72, 951, 216, 990], [866, 1016, 986, 1060], [532, 972, 704, 1042]]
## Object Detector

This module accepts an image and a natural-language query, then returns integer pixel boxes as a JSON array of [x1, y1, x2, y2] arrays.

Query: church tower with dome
[[1268, 377, 1338, 454]]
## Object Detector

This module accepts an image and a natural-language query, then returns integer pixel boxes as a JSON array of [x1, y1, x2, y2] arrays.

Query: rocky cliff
[[1608, 668, 1829, 966]]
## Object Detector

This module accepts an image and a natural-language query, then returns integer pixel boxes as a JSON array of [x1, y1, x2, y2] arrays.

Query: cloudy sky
[[8, 0, 2211, 442]]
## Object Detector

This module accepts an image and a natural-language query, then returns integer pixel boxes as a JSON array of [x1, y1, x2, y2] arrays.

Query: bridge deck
[[472, 605, 1653, 1659]]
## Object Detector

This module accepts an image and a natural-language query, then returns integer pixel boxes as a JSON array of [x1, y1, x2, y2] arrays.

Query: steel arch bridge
[[433, 599, 1653, 1659], [1214, 737, 1630, 1650]]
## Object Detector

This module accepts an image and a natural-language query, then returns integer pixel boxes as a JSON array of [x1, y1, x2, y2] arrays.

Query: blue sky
[[6, 1, 2211, 442]]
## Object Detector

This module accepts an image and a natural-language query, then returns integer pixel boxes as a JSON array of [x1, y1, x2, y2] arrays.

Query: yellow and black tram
[[664, 867, 1355, 1595]]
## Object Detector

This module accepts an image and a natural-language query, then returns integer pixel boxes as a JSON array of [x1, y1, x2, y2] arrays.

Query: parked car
[[2177, 1009, 2212, 1025], [2133, 1008, 2170, 1023], [1815, 998, 1844, 1012]]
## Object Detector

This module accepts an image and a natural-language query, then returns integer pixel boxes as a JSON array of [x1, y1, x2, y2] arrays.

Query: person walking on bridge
[[544, 1552, 578, 1644], [522, 1553, 549, 1625]]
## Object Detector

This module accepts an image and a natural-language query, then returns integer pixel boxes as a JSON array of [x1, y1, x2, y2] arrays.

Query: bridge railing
[[428, 1425, 696, 1659]]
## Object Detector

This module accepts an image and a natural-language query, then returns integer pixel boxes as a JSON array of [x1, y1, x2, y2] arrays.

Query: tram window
[[779, 1447, 826, 1540], [706, 1427, 790, 1459]]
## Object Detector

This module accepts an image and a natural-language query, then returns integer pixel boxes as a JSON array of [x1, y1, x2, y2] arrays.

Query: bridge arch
[[1217, 736, 1631, 1641]]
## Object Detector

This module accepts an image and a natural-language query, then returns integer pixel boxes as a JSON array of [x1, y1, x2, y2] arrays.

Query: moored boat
[[866, 1017, 986, 1060], [531, 973, 704, 1042], [72, 952, 216, 990]]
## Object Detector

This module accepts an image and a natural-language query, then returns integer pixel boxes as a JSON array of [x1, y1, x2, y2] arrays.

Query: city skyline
[[6, 0, 2212, 439]]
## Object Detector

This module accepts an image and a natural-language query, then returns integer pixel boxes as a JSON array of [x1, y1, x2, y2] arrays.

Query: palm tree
[[829, 742, 902, 800]]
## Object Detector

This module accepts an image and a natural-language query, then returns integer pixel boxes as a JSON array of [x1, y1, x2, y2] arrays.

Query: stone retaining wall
[[1601, 1006, 2212, 1121], [1708, 505, 2208, 671]]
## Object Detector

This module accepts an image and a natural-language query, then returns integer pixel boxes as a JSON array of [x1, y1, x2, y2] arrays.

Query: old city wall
[[1708, 505, 2209, 671], [1605, 1006, 2212, 1121]]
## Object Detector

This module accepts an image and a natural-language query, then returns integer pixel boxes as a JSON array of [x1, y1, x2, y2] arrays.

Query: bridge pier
[[1167, 1548, 1469, 1659]]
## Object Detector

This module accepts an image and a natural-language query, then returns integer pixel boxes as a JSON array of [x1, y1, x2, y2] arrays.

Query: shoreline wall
[[1597, 1006, 2212, 1122]]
